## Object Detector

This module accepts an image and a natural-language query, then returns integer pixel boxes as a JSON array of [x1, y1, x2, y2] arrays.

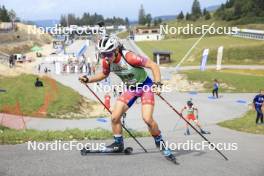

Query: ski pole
[[83, 83, 148, 153], [157, 94, 229, 161]]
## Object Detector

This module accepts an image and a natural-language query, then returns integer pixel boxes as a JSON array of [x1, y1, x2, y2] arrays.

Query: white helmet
[[97, 36, 119, 53]]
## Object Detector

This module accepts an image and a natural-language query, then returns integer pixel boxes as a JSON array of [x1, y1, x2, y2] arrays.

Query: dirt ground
[[163, 74, 205, 92], [0, 42, 107, 119], [0, 43, 53, 76]]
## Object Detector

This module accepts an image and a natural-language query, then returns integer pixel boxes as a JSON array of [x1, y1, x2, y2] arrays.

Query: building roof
[[153, 50, 172, 55], [135, 26, 160, 30]]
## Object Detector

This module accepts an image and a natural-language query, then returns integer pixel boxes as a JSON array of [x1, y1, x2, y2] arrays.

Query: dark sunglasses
[[102, 52, 114, 58]]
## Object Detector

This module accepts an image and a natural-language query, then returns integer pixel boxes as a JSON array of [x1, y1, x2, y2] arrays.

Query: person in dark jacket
[[35, 77, 43, 87], [212, 79, 219, 98], [253, 90, 264, 124]]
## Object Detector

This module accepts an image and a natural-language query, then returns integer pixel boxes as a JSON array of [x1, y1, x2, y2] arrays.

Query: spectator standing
[[253, 90, 264, 124], [212, 79, 219, 98]]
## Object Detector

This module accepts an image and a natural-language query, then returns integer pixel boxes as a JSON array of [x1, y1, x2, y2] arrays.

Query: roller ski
[[162, 148, 179, 165], [155, 138, 179, 165], [81, 142, 133, 155]]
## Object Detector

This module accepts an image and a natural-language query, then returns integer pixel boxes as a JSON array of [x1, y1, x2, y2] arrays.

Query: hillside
[[0, 74, 107, 119], [0, 23, 52, 55], [136, 36, 264, 66], [214, 0, 264, 24]]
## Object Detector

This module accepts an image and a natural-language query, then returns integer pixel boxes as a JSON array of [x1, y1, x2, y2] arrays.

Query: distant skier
[[38, 64, 41, 73], [181, 100, 210, 135], [253, 90, 264, 124]]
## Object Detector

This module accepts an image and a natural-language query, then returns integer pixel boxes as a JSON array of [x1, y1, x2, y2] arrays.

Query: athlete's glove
[[79, 75, 89, 84], [153, 81, 163, 95]]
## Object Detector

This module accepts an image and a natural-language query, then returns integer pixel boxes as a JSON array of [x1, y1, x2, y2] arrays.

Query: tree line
[[138, 0, 210, 27], [60, 12, 129, 26], [176, 0, 211, 21], [214, 0, 264, 21], [138, 4, 162, 26], [0, 5, 17, 22]]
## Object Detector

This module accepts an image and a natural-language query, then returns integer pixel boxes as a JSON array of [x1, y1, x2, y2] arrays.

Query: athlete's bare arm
[[180, 107, 186, 114], [194, 108, 199, 116], [144, 59, 161, 83], [88, 72, 108, 83]]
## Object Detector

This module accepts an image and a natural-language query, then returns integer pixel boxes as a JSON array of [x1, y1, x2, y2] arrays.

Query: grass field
[[136, 36, 264, 66], [0, 125, 149, 144], [0, 74, 97, 119], [117, 31, 129, 39], [181, 69, 264, 93], [218, 110, 264, 135]]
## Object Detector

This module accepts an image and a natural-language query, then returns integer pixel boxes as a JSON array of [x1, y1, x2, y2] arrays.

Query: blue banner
[[76, 41, 89, 58]]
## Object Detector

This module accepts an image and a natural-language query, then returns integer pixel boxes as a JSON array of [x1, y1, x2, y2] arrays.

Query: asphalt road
[[1, 126, 264, 176]]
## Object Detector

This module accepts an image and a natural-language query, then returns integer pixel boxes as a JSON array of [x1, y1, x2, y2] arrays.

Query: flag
[[200, 49, 209, 71]]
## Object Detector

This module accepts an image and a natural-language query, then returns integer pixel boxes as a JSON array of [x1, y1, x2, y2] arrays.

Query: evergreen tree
[[60, 15, 67, 26], [225, 0, 235, 8], [186, 12, 191, 20], [145, 13, 152, 26], [234, 2, 242, 18], [157, 18, 162, 24], [138, 4, 146, 25], [191, 0, 202, 20], [153, 18, 162, 26], [203, 8, 211, 20], [215, 0, 264, 21], [125, 17, 129, 27], [0, 5, 11, 22], [177, 11, 185, 20], [60, 12, 127, 26], [8, 9, 16, 21]]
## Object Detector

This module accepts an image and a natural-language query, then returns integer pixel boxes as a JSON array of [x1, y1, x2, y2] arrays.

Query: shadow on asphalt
[[79, 148, 206, 158], [174, 149, 206, 158]]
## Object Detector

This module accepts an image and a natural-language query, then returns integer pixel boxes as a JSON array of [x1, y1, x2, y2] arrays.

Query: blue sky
[[1, 0, 227, 20]]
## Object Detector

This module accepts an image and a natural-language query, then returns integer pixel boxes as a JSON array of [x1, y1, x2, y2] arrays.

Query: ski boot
[[156, 139, 178, 164], [184, 128, 190, 136], [105, 142, 124, 153], [201, 129, 211, 134], [162, 147, 178, 164]]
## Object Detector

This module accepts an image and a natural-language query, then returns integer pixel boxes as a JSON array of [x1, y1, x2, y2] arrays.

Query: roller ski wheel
[[80, 146, 133, 156], [201, 129, 211, 135]]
